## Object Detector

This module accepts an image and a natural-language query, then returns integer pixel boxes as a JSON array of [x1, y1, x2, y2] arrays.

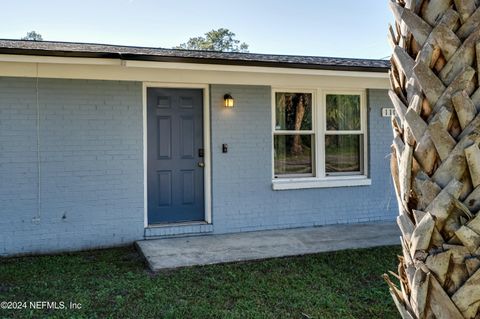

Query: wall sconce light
[[224, 94, 234, 108]]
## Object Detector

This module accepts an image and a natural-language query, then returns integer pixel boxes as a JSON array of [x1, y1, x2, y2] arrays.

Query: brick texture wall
[[0, 77, 396, 255], [210, 85, 397, 233], [0, 78, 144, 255]]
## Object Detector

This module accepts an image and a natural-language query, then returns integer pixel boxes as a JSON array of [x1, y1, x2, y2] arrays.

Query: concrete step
[[136, 222, 400, 271]]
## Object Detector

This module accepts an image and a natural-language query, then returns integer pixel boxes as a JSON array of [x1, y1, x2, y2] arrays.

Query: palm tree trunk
[[385, 1, 480, 318]]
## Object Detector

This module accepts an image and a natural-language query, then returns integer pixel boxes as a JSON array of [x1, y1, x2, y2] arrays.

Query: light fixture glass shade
[[224, 94, 234, 108]]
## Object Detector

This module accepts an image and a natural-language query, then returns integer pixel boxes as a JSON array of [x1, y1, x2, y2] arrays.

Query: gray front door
[[147, 88, 205, 224]]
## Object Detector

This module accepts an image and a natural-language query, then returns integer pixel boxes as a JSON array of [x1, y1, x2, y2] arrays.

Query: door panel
[[147, 88, 204, 224], [157, 171, 172, 207], [157, 116, 172, 159], [180, 116, 195, 159], [181, 169, 195, 204], [180, 96, 194, 108], [157, 95, 171, 108]]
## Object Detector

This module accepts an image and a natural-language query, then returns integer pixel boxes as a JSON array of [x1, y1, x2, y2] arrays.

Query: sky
[[0, 0, 394, 59]]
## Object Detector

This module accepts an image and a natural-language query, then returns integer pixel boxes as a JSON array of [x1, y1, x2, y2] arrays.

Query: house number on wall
[[381, 108, 396, 117]]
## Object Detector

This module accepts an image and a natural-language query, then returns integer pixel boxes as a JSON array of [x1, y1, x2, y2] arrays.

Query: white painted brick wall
[[0, 78, 397, 255], [0, 78, 144, 256], [210, 85, 397, 234]]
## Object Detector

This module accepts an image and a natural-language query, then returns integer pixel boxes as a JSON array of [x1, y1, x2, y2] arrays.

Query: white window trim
[[271, 89, 317, 179], [272, 175, 372, 190], [271, 88, 370, 190]]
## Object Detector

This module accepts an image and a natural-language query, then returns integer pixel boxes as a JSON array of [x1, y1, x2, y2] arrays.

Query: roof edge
[[0, 39, 390, 73]]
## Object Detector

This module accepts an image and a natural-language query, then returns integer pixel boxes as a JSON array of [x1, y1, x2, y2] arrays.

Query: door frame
[[142, 82, 212, 227]]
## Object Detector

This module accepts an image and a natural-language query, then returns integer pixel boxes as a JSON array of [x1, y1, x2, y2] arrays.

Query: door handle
[[198, 162, 205, 168]]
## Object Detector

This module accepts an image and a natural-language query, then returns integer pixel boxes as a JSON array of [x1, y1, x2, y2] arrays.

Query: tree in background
[[21, 31, 43, 41], [175, 28, 248, 52], [385, 1, 480, 318]]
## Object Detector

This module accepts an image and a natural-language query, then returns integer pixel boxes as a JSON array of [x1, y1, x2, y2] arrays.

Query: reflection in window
[[274, 92, 314, 177], [272, 90, 366, 179], [326, 94, 360, 131], [325, 93, 363, 175], [325, 135, 361, 173], [275, 93, 312, 131], [274, 134, 313, 176]]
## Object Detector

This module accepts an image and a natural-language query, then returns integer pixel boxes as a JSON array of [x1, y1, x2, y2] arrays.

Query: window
[[272, 89, 369, 190], [325, 94, 363, 175], [273, 92, 315, 177]]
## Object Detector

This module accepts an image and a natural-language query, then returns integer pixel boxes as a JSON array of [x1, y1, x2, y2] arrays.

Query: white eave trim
[[124, 60, 389, 78], [0, 54, 389, 78]]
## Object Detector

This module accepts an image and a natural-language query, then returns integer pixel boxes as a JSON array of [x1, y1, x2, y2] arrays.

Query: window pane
[[275, 93, 312, 131], [326, 94, 361, 131], [325, 135, 361, 173], [274, 134, 313, 175]]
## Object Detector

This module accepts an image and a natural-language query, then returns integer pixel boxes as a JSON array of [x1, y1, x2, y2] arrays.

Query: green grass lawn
[[0, 245, 400, 319]]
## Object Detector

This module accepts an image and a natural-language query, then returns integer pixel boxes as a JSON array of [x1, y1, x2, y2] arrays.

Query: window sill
[[272, 176, 371, 190]]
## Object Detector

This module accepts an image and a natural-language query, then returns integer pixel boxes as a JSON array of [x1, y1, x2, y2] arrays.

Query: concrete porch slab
[[136, 222, 400, 271]]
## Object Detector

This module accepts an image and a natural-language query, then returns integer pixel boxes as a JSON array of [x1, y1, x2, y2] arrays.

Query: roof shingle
[[0, 39, 390, 72]]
